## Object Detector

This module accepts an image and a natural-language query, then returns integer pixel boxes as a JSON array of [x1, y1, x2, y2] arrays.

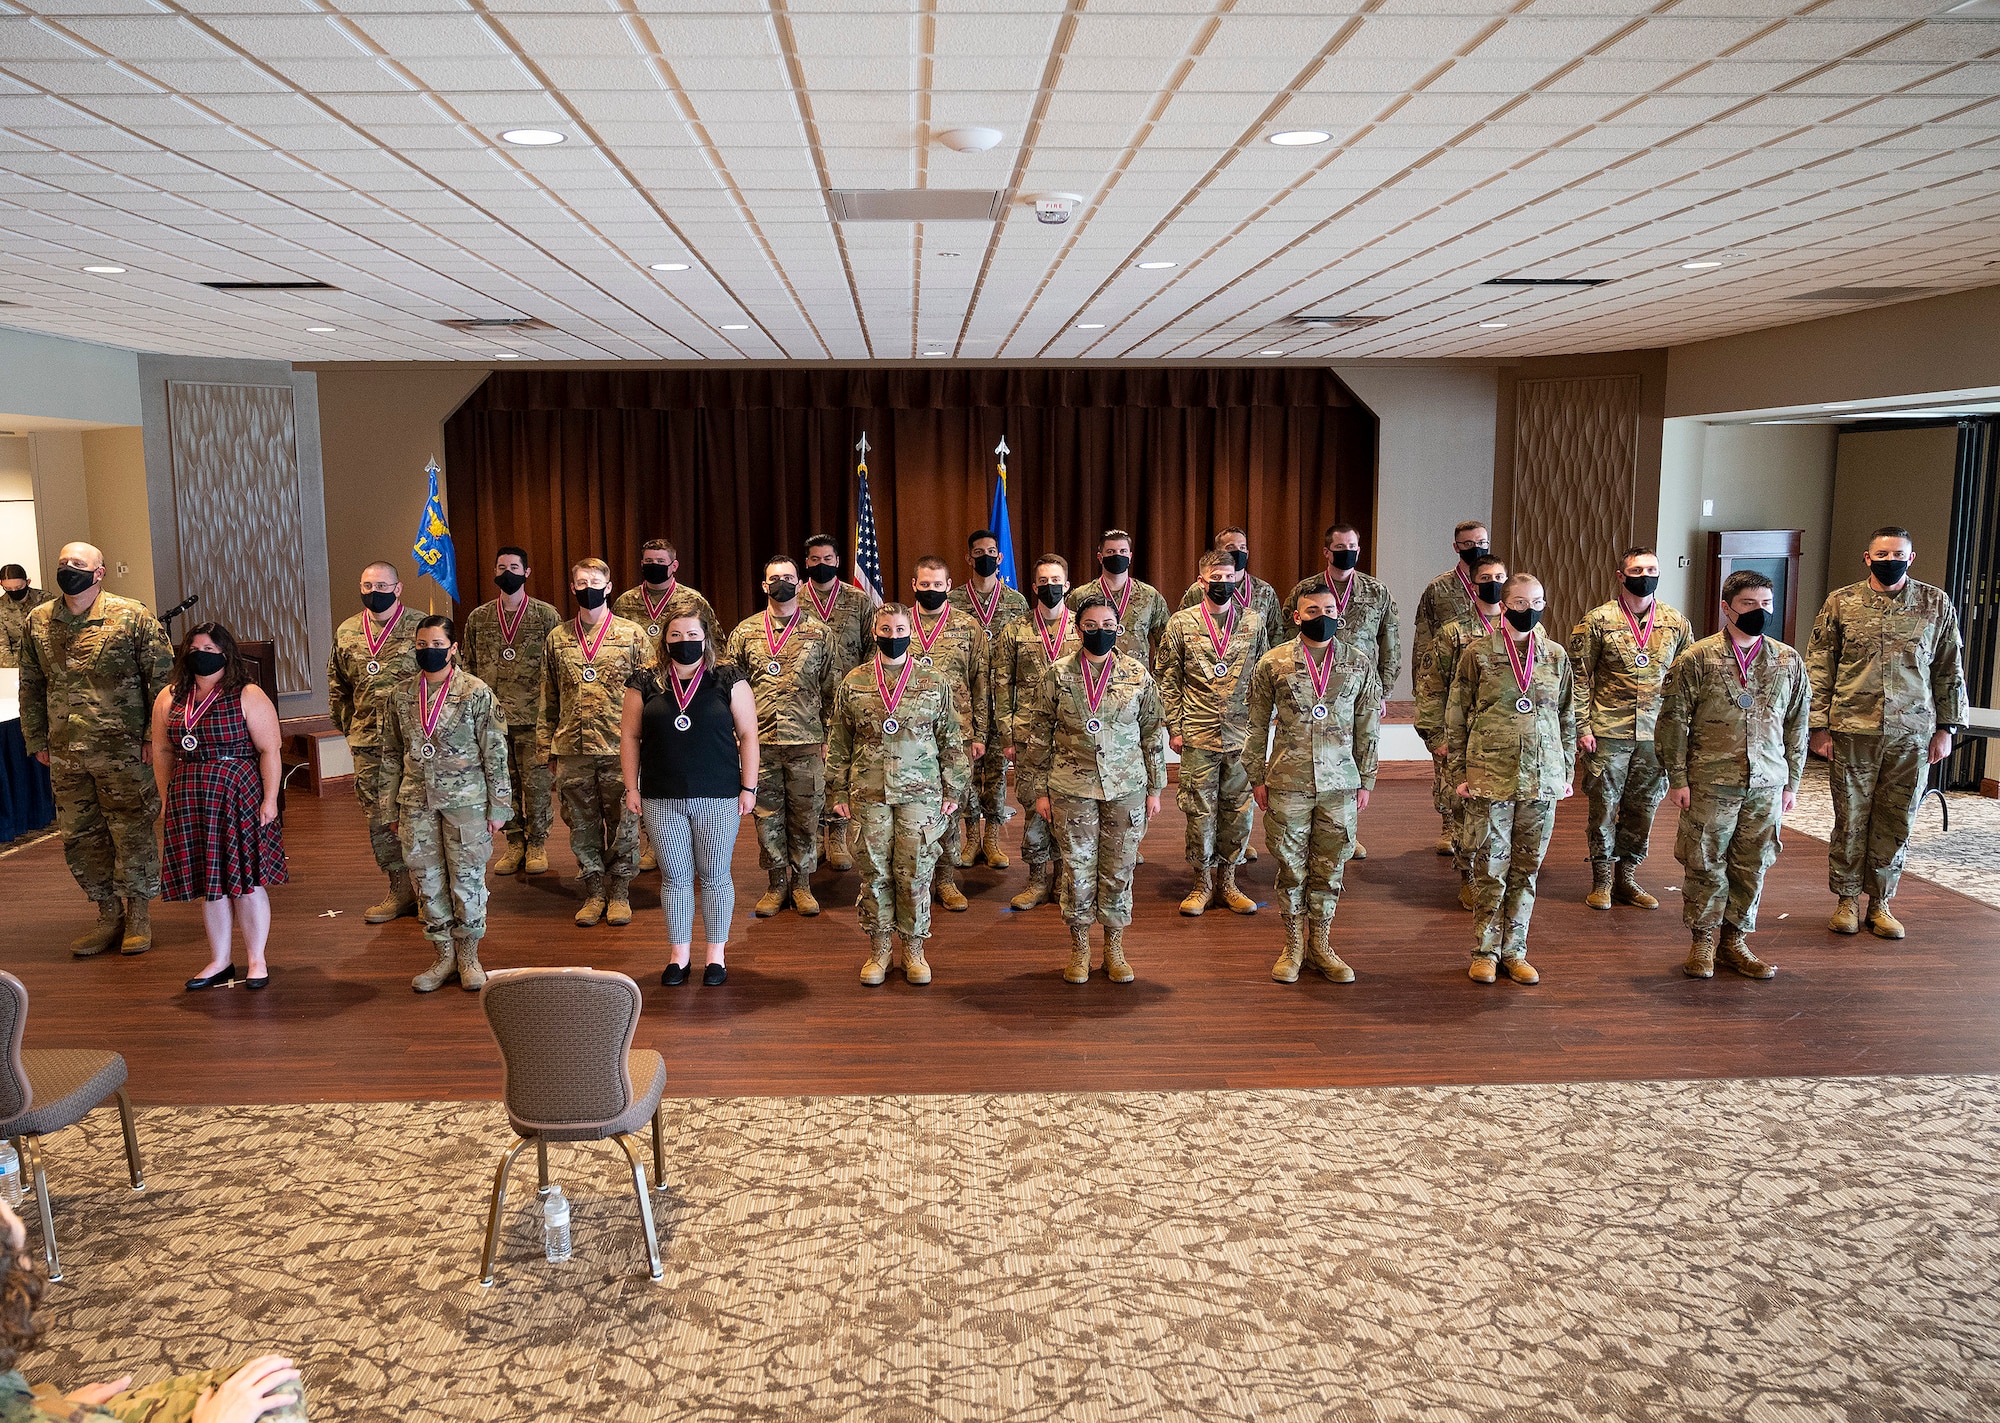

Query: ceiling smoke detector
[[935, 127, 1003, 153]]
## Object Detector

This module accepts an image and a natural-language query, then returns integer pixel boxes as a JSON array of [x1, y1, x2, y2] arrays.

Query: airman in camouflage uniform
[[950, 530, 1029, 870], [1659, 571, 1810, 980], [994, 557, 1081, 911], [802, 535, 878, 872], [723, 557, 840, 916], [1414, 519, 1491, 854], [462, 548, 561, 876], [1065, 530, 1171, 668], [0, 1361, 308, 1423], [1569, 547, 1696, 913], [1179, 526, 1283, 637], [1019, 594, 1166, 985], [829, 607, 969, 985], [1414, 555, 1507, 909], [380, 628, 512, 993], [1244, 581, 1382, 985], [539, 561, 651, 928], [1445, 573, 1575, 984], [328, 563, 423, 922], [18, 544, 173, 957], [0, 565, 53, 669], [1807, 527, 1968, 940], [909, 559, 990, 911], [1160, 550, 1268, 916]]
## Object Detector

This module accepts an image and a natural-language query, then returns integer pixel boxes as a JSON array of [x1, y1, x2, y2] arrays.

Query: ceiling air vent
[[201, 280, 336, 291], [1788, 286, 1933, 303], [828, 189, 1006, 222], [1482, 277, 1608, 288], [438, 317, 554, 332], [1292, 313, 1384, 327]]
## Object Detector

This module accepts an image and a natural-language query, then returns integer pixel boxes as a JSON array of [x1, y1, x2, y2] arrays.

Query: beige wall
[[1828, 427, 1956, 596], [26, 432, 89, 596], [0, 437, 36, 586], [81, 426, 154, 608], [1494, 348, 1669, 557]]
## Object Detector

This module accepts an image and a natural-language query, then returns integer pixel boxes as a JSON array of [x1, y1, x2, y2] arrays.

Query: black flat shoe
[[245, 973, 270, 990], [662, 962, 690, 986], [702, 963, 727, 986], [185, 966, 235, 991]]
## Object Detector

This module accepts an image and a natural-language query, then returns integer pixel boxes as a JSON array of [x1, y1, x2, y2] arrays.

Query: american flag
[[852, 432, 884, 607]]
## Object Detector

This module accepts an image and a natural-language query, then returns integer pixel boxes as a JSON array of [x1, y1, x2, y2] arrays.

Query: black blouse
[[629, 663, 744, 800]]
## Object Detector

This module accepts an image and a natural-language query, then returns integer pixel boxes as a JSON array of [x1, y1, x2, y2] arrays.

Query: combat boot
[[1720, 924, 1775, 979], [955, 821, 976, 869], [492, 840, 525, 876], [792, 879, 822, 917], [365, 871, 417, 924], [637, 842, 658, 874], [1502, 956, 1540, 985], [1684, 928, 1717, 979], [1458, 881, 1478, 913], [934, 868, 968, 913], [1352, 841, 1367, 862], [71, 901, 124, 958], [1585, 861, 1614, 911], [1219, 864, 1257, 915], [524, 842, 550, 875], [1065, 924, 1093, 984], [1103, 927, 1135, 984], [1828, 895, 1861, 934], [116, 899, 153, 955], [412, 942, 457, 993], [1011, 862, 1052, 912], [1245, 844, 1258, 862], [454, 937, 488, 992], [1178, 866, 1213, 917], [1613, 862, 1659, 910], [604, 890, 633, 927], [823, 823, 853, 872], [1307, 915, 1354, 983], [574, 878, 607, 927], [1866, 898, 1905, 940], [860, 935, 894, 985], [754, 867, 789, 918], [1468, 956, 1498, 984], [1273, 913, 1306, 982], [981, 821, 1010, 869], [902, 936, 932, 985], [1436, 815, 1455, 856]]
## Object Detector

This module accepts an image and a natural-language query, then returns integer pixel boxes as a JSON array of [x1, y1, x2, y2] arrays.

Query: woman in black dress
[[149, 622, 286, 989]]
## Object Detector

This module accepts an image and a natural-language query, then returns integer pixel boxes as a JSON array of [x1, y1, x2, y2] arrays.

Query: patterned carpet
[[1783, 760, 2000, 911], [18, 1077, 2000, 1421]]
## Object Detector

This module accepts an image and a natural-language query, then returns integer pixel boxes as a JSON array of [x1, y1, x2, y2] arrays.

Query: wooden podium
[[1704, 529, 1803, 643]]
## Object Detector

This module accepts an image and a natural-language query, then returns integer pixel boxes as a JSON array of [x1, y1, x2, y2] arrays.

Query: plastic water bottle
[[542, 1185, 571, 1263], [0, 1143, 19, 1208]]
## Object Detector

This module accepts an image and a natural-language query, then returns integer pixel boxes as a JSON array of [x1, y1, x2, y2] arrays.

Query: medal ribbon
[[642, 581, 678, 624], [364, 606, 401, 660], [181, 686, 223, 738], [1098, 575, 1133, 625], [1470, 597, 1499, 635], [915, 604, 949, 655], [1730, 634, 1763, 695], [1199, 596, 1237, 664], [496, 596, 526, 647], [419, 667, 453, 742], [576, 611, 613, 668], [1503, 627, 1537, 701], [1302, 640, 1333, 704], [764, 608, 800, 661], [1325, 568, 1355, 617], [670, 661, 704, 717], [805, 579, 841, 623], [1454, 564, 1481, 610], [1035, 607, 1070, 665], [1082, 650, 1115, 716], [967, 580, 1001, 629], [874, 654, 914, 723], [1620, 596, 1656, 656]]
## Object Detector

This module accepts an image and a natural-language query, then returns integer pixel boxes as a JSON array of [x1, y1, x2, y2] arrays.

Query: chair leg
[[114, 1088, 144, 1191], [613, 1134, 663, 1282], [478, 1138, 531, 1288], [651, 1106, 665, 1188], [536, 1138, 550, 1197], [24, 1138, 60, 1282]]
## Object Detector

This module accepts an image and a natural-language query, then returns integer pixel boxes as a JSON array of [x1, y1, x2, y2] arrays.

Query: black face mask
[[1870, 558, 1909, 587], [971, 554, 999, 578], [1475, 580, 1505, 606], [360, 589, 396, 614], [1624, 574, 1659, 599], [1227, 549, 1248, 572], [1081, 628, 1118, 656], [1036, 584, 1066, 609], [641, 563, 673, 586], [1205, 580, 1234, 605], [57, 566, 98, 597], [186, 648, 228, 677], [1458, 544, 1490, 568], [1100, 554, 1131, 576], [1299, 614, 1338, 643], [767, 580, 797, 604], [4, 587, 26, 601], [1732, 607, 1769, 637], [493, 571, 527, 596], [1505, 607, 1541, 633], [914, 588, 949, 611], [668, 640, 706, 666], [876, 634, 910, 660], [574, 586, 608, 610], [1328, 549, 1359, 572], [415, 647, 451, 674], [806, 564, 840, 585]]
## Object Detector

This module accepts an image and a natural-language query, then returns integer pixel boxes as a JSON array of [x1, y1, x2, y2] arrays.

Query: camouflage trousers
[[399, 803, 491, 944], [1177, 746, 1251, 868], [961, 746, 1011, 825], [1827, 730, 1927, 901], [1675, 785, 1782, 933], [501, 728, 553, 849], [1583, 737, 1665, 867], [349, 747, 408, 880], [757, 742, 824, 879], [1263, 786, 1357, 917], [852, 798, 949, 939], [1051, 790, 1148, 929], [1462, 797, 1557, 960], [49, 748, 160, 905], [555, 753, 638, 892], [44, 1362, 309, 1423]]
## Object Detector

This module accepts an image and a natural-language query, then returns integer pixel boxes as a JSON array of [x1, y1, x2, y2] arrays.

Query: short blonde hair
[[570, 557, 611, 582]]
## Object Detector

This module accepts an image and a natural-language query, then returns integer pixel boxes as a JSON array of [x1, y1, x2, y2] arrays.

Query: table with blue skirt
[[0, 669, 56, 843]]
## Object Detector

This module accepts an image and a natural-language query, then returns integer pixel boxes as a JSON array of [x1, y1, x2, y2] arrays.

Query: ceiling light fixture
[[1136, 261, 1176, 270], [1479, 321, 1509, 329], [720, 323, 749, 331], [1077, 322, 1105, 329], [82, 265, 125, 274], [1258, 349, 1285, 356], [649, 262, 689, 271], [936, 127, 1003, 153], [1267, 130, 1331, 146], [500, 128, 565, 146], [306, 325, 336, 333], [494, 352, 522, 359], [1681, 260, 1723, 270], [923, 350, 947, 356]]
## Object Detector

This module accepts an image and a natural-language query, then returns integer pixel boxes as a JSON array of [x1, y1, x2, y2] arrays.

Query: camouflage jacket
[[1242, 637, 1382, 794], [949, 580, 1029, 647], [0, 586, 54, 669], [1444, 628, 1577, 802], [1806, 578, 1968, 736], [993, 607, 1081, 750], [462, 595, 562, 733], [1065, 577, 1171, 668], [826, 658, 968, 808], [1567, 597, 1696, 743], [1276, 571, 1402, 689], [614, 581, 718, 641], [328, 604, 423, 751], [801, 580, 875, 677], [380, 668, 513, 819], [1413, 604, 1503, 751], [537, 612, 652, 759], [2, 1366, 306, 1423], [1657, 632, 1810, 793], [1179, 574, 1283, 643], [18, 591, 174, 756], [1018, 650, 1167, 803], [911, 604, 991, 746], [1412, 565, 1479, 691], [1156, 603, 1268, 753], [722, 607, 839, 746]]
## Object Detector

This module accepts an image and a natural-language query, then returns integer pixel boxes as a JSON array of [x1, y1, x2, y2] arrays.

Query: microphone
[[162, 594, 199, 621]]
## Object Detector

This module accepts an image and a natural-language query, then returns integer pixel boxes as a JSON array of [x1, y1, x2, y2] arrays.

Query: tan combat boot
[[1585, 861, 1614, 911], [955, 821, 976, 869], [1684, 928, 1717, 979], [117, 898, 153, 955], [823, 823, 853, 872], [574, 879, 608, 927], [1011, 862, 1053, 912], [1468, 956, 1498, 984], [1435, 815, 1456, 856], [1458, 881, 1478, 913], [792, 878, 822, 916], [902, 936, 932, 985], [1828, 895, 1861, 934], [1064, 924, 1092, 984], [981, 821, 1009, 869], [637, 842, 658, 874], [1613, 862, 1659, 910], [604, 890, 633, 927], [71, 901, 124, 958], [860, 935, 894, 985], [1352, 841, 1367, 862], [454, 937, 488, 992], [1866, 898, 1905, 940], [1306, 915, 1354, 983], [934, 867, 968, 913], [365, 871, 417, 924], [1179, 866, 1214, 917], [1503, 957, 1540, 985], [1720, 924, 1775, 979], [524, 842, 550, 875], [754, 868, 789, 918], [412, 942, 457, 993], [492, 840, 525, 876], [1103, 927, 1134, 984], [1219, 865, 1257, 915], [1273, 914, 1305, 983]]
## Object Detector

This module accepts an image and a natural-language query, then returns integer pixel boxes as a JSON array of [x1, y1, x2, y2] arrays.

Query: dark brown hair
[[0, 1240, 46, 1372], [172, 621, 254, 705]]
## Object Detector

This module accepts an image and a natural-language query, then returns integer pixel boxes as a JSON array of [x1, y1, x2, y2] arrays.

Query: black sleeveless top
[[629, 663, 744, 800]]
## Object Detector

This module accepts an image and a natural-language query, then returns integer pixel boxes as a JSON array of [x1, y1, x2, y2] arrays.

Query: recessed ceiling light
[[1258, 349, 1285, 356], [720, 323, 749, 331], [923, 350, 946, 356], [500, 128, 565, 146], [1136, 261, 1177, 270], [82, 265, 125, 274], [494, 351, 522, 359], [1077, 322, 1105, 329], [1681, 260, 1723, 270], [1268, 130, 1331, 147], [1479, 321, 1509, 329], [306, 325, 336, 333], [649, 262, 689, 272]]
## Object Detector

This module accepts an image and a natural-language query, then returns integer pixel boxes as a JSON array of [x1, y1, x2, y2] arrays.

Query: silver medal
[[1085, 717, 1102, 734], [1515, 696, 1534, 714], [500, 646, 517, 662], [581, 665, 598, 683], [767, 659, 782, 675], [420, 742, 436, 760], [647, 624, 660, 637], [674, 714, 692, 732], [918, 655, 933, 668], [1311, 704, 1328, 722], [180, 733, 198, 751], [883, 716, 900, 735], [1634, 652, 1650, 668], [1737, 692, 1754, 709], [1213, 662, 1229, 679], [365, 659, 380, 676]]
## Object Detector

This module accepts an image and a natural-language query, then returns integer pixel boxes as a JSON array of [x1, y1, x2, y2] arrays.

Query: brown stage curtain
[[442, 367, 1377, 632]]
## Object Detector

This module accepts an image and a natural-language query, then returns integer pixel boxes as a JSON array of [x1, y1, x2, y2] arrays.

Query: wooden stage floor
[[5, 781, 1998, 1106]]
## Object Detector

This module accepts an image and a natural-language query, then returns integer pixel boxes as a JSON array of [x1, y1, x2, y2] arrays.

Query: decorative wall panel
[[167, 381, 312, 693], [1512, 375, 1641, 643]]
